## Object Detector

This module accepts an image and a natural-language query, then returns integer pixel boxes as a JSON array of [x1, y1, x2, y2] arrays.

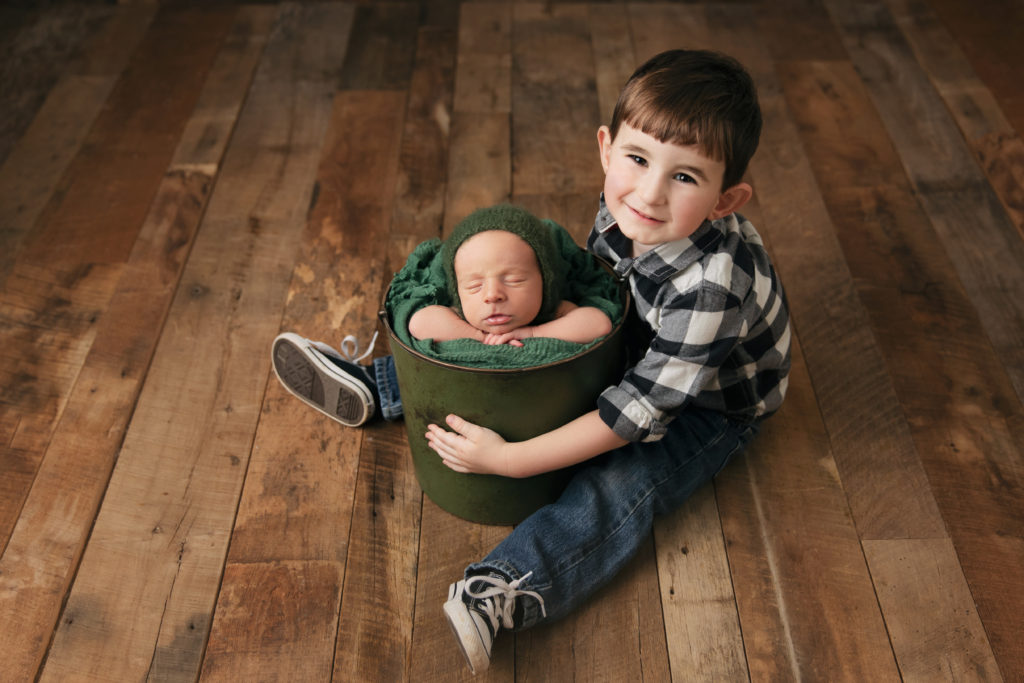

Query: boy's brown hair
[[609, 49, 762, 190]]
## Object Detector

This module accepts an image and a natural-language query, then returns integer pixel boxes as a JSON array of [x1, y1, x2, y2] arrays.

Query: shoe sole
[[443, 583, 491, 675], [271, 333, 373, 427]]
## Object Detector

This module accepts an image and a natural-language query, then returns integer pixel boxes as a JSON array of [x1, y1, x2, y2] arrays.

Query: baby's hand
[[482, 332, 525, 347]]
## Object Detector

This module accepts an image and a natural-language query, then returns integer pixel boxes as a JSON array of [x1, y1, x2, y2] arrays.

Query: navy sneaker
[[271, 332, 377, 427], [443, 572, 546, 674]]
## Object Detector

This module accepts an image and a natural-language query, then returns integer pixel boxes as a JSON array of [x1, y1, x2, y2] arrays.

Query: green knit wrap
[[385, 213, 624, 370], [441, 204, 565, 324]]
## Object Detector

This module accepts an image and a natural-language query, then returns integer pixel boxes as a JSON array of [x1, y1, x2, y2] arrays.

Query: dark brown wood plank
[[756, 0, 848, 61], [516, 539, 669, 681], [701, 3, 947, 541], [717, 339, 900, 680], [0, 261, 121, 549], [35, 5, 347, 680], [654, 486, 747, 680], [587, 3, 636, 128], [778, 56, 1008, 679], [0, 4, 155, 286], [511, 3, 603, 197], [201, 561, 343, 681], [391, 26, 456, 248], [443, 3, 512, 234], [333, 422, 423, 682], [17, 6, 237, 267], [0, 4, 114, 165], [339, 1, 418, 91], [823, 0, 1024, 409], [864, 538, 1001, 679], [408, 499, 511, 682], [925, 0, 1024, 137], [201, 13, 371, 680], [886, 0, 1024, 242]]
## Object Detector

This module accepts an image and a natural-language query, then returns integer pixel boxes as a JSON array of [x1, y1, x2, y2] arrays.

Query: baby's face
[[454, 230, 544, 335]]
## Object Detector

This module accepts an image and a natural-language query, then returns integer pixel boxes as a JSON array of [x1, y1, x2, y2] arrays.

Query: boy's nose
[[637, 174, 665, 204]]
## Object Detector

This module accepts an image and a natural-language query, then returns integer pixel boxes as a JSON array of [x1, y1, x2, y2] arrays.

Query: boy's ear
[[597, 126, 613, 173], [708, 182, 753, 220]]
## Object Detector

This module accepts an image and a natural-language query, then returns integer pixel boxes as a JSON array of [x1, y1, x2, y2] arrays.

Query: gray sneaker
[[443, 572, 546, 674], [271, 332, 376, 427]]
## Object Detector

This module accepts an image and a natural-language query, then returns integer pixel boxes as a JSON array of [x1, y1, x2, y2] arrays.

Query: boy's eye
[[627, 154, 647, 167], [674, 172, 698, 185]]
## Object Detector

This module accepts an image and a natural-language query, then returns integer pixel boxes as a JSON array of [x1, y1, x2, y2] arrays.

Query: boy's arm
[[425, 409, 628, 478], [408, 305, 485, 342]]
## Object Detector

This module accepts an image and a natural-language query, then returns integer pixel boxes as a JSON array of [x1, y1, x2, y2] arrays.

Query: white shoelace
[[337, 331, 378, 364], [465, 571, 547, 632]]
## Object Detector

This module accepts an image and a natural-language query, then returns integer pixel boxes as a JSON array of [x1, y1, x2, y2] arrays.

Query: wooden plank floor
[[2, 1, 1022, 680]]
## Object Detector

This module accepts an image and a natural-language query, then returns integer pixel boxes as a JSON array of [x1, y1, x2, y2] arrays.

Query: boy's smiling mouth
[[627, 203, 664, 223]]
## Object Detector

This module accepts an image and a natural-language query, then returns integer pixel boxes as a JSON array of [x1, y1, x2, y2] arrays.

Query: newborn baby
[[409, 205, 612, 347]]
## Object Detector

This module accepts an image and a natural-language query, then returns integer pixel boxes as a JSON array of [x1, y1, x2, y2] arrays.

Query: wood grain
[[864, 538, 1002, 680], [884, 0, 1024, 242], [653, 485, 747, 681], [0, 3, 1020, 680], [443, 3, 512, 235], [391, 26, 456, 247], [708, 4, 947, 541], [408, 499, 511, 682], [717, 339, 899, 681], [778, 56, 1013, 679], [0, 8, 275, 674], [587, 3, 636, 128], [0, 4, 114, 165], [925, 0, 1024, 136], [339, 1, 418, 91], [823, 0, 1024, 408], [18, 6, 235, 267], [36, 5, 347, 680], [0, 6, 156, 285], [511, 3, 603, 197], [333, 422, 423, 682]]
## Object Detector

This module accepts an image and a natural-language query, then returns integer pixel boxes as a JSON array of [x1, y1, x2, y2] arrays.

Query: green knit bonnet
[[441, 204, 566, 324]]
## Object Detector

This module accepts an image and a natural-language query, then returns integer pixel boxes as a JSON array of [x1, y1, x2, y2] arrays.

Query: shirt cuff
[[597, 386, 667, 442]]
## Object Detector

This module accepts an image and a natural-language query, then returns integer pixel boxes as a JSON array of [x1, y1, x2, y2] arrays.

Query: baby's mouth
[[484, 314, 511, 326]]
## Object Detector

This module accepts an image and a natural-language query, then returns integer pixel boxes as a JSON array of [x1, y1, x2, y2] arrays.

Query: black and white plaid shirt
[[587, 199, 791, 442]]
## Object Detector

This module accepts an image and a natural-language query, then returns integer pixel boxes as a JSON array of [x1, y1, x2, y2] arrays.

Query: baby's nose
[[482, 282, 505, 302]]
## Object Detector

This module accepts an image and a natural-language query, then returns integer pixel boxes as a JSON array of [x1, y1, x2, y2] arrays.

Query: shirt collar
[[596, 195, 728, 284]]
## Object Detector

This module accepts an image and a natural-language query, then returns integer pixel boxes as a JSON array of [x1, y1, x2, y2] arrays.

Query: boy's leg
[[271, 332, 403, 425], [465, 408, 759, 628]]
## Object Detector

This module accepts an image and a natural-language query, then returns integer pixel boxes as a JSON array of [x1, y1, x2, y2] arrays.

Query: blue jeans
[[371, 356, 403, 421], [467, 407, 760, 628]]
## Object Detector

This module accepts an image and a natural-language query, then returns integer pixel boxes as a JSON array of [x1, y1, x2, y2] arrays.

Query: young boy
[[271, 204, 612, 426], [426, 49, 791, 674]]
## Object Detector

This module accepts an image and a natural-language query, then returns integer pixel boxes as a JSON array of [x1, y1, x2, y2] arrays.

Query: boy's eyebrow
[[620, 142, 711, 183]]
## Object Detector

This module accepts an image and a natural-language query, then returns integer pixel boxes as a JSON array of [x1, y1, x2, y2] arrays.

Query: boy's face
[[454, 230, 544, 335], [598, 123, 749, 255]]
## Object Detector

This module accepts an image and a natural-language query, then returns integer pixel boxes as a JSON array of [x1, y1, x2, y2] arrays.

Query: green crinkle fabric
[[385, 220, 624, 369]]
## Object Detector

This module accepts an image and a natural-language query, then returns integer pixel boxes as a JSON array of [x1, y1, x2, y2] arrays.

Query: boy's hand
[[425, 414, 514, 477]]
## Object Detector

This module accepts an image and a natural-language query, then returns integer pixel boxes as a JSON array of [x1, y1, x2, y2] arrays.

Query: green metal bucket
[[380, 284, 627, 525]]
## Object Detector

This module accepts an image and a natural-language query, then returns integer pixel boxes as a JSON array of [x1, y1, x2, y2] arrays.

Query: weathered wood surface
[[1, 2, 1021, 681]]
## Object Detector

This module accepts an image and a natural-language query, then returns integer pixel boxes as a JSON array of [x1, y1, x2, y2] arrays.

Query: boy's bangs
[[624, 108, 728, 164]]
